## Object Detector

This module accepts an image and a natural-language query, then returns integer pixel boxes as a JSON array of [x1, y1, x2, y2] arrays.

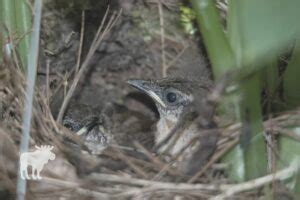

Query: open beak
[[127, 79, 166, 108]]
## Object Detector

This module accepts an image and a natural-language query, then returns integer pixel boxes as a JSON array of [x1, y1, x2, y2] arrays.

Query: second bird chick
[[63, 104, 112, 155]]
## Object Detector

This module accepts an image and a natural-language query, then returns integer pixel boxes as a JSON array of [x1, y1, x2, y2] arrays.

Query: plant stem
[[15, 0, 32, 69], [190, 0, 235, 79], [283, 39, 300, 109], [16, 1, 43, 200]]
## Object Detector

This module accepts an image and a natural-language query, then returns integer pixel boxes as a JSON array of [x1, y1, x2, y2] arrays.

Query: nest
[[1, 2, 300, 200], [1, 58, 300, 200]]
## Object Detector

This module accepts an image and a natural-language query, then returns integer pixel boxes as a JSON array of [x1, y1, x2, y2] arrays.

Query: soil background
[[38, 0, 212, 119]]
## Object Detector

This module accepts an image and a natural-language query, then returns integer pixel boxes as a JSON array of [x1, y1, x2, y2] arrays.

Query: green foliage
[[278, 128, 300, 195], [1, 0, 17, 61], [225, 0, 268, 181], [278, 129, 300, 170], [262, 56, 279, 112], [283, 40, 300, 108], [15, 0, 31, 68], [239, 77, 267, 180], [179, 6, 196, 35], [0, 0, 31, 69], [191, 0, 300, 191], [190, 0, 235, 79]]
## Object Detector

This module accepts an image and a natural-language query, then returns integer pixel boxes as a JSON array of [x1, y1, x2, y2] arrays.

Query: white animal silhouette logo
[[20, 145, 56, 180]]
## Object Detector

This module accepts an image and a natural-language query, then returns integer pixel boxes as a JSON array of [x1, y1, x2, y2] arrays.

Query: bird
[[127, 77, 219, 175], [63, 103, 111, 155], [63, 102, 156, 155]]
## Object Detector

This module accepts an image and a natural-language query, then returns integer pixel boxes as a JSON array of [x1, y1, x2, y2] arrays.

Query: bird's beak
[[127, 79, 166, 108]]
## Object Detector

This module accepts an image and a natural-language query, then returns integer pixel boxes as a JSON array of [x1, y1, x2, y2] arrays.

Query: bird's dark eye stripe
[[166, 92, 177, 103]]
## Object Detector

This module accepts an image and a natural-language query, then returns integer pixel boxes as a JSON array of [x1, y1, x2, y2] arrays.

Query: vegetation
[[0, 0, 31, 69], [1, 0, 300, 199], [191, 0, 300, 196]]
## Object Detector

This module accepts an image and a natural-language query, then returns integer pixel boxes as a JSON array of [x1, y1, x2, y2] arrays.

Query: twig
[[46, 59, 50, 106], [75, 10, 85, 73], [211, 159, 300, 200], [44, 31, 76, 56], [166, 45, 188, 69], [57, 7, 110, 122], [41, 177, 110, 199], [49, 67, 75, 101], [277, 127, 300, 142], [112, 146, 149, 179], [90, 173, 221, 191], [158, 0, 167, 77], [265, 122, 278, 198], [62, 72, 68, 99], [134, 141, 163, 167], [133, 141, 181, 178], [115, 187, 210, 199], [188, 138, 239, 183], [56, 8, 122, 123], [151, 159, 180, 181], [25, 0, 34, 15], [90, 160, 300, 199]]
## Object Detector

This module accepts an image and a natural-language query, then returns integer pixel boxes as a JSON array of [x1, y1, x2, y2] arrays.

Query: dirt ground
[[39, 0, 212, 117]]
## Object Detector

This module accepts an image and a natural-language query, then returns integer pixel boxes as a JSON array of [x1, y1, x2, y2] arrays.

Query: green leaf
[[224, 0, 270, 181], [228, 0, 300, 67], [191, 0, 300, 183], [224, 124, 267, 182], [223, 143, 245, 182], [1, 0, 17, 61], [278, 128, 300, 195], [190, 0, 235, 79], [0, 0, 32, 69], [15, 0, 32, 69], [262, 56, 279, 113], [283, 40, 300, 109]]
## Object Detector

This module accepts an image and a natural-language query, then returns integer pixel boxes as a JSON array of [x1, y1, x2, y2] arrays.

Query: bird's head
[[127, 78, 195, 123], [128, 77, 212, 153]]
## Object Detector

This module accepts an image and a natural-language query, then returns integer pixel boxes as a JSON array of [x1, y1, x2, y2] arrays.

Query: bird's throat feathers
[[155, 105, 183, 150]]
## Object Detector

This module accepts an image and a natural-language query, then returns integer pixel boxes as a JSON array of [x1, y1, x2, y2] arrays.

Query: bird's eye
[[166, 92, 177, 103]]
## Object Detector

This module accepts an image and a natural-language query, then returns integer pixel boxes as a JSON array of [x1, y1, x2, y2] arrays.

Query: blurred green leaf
[[15, 0, 32, 69], [228, 0, 300, 68], [189, 0, 300, 184], [1, 0, 17, 61], [223, 0, 270, 181], [0, 0, 31, 69], [224, 127, 266, 182], [262, 56, 279, 113], [283, 40, 300, 109], [278, 129, 300, 169], [278, 128, 300, 195], [190, 0, 235, 79], [1, 0, 17, 32], [223, 143, 245, 182]]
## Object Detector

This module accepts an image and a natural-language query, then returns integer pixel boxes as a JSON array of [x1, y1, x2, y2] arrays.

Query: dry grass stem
[[57, 8, 122, 123], [75, 10, 85, 73], [158, 0, 167, 77], [212, 159, 300, 200], [188, 138, 239, 183]]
